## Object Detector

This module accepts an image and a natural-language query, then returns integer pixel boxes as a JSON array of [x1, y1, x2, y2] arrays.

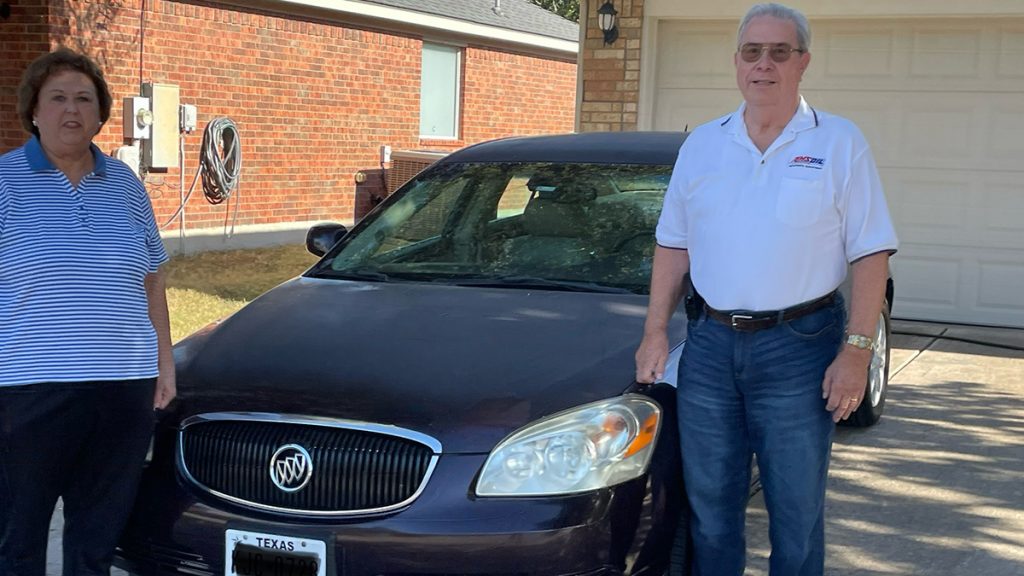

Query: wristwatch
[[845, 333, 874, 350]]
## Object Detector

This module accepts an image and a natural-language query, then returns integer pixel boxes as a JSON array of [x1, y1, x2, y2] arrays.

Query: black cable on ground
[[892, 330, 1024, 352]]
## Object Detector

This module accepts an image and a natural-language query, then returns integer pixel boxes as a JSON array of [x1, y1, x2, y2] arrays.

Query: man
[[635, 3, 898, 576]]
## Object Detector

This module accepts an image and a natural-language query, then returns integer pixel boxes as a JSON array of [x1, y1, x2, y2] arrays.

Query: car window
[[317, 162, 672, 293]]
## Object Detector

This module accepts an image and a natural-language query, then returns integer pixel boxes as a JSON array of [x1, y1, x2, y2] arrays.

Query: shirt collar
[[25, 135, 108, 176], [720, 95, 819, 136]]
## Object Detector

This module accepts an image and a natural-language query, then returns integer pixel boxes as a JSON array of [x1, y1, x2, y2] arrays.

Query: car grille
[[178, 415, 438, 516]]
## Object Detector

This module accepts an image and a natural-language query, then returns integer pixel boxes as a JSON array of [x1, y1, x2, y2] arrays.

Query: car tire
[[844, 303, 890, 428], [665, 500, 691, 576]]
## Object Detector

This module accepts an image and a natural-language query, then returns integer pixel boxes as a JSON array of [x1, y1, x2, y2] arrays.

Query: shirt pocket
[[776, 176, 824, 227]]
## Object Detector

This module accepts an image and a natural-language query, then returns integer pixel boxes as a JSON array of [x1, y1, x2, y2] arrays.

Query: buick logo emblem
[[269, 444, 313, 493]]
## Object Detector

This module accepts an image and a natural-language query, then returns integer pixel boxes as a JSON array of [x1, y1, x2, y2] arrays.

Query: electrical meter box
[[122, 96, 152, 140], [141, 83, 180, 169], [179, 104, 198, 133]]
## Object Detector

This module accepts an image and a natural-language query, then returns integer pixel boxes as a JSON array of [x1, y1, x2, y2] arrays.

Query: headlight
[[475, 394, 661, 497]]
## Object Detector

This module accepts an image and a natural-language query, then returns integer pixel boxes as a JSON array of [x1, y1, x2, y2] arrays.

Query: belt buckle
[[730, 314, 754, 329]]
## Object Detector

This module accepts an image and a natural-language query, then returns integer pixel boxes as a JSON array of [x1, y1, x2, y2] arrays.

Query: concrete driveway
[[746, 320, 1024, 575], [45, 321, 1024, 576]]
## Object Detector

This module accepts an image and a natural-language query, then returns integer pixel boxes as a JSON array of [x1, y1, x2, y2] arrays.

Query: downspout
[[574, 0, 587, 132]]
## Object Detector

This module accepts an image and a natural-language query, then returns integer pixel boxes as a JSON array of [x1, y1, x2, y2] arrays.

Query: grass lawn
[[165, 244, 318, 343]]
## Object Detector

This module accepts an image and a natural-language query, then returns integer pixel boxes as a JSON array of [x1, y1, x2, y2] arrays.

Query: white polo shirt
[[656, 97, 898, 312]]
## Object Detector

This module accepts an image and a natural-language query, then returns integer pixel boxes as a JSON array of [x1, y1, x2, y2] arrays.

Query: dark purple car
[[115, 132, 891, 576]]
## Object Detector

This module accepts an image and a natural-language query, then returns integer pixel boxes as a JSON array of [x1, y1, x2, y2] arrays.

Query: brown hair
[[16, 47, 113, 137]]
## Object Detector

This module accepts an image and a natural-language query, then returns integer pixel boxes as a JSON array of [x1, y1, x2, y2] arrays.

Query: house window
[[420, 43, 461, 139]]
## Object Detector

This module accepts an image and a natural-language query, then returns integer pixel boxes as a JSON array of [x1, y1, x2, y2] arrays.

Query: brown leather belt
[[705, 291, 837, 332]]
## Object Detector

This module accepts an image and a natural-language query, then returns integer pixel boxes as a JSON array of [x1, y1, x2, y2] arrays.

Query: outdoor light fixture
[[597, 0, 618, 45], [0, 2, 11, 20]]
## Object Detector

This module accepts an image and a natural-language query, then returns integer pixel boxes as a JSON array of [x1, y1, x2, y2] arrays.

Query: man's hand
[[635, 331, 670, 384], [154, 362, 177, 410], [822, 346, 871, 422], [636, 246, 690, 384]]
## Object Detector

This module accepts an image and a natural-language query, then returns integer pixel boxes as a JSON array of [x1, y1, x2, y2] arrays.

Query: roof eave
[[246, 0, 578, 55]]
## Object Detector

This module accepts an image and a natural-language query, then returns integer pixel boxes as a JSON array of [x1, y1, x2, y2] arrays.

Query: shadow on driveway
[[746, 328, 1024, 575]]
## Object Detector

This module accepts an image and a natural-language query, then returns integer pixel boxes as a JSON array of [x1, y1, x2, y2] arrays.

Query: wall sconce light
[[0, 2, 12, 20], [597, 0, 618, 45]]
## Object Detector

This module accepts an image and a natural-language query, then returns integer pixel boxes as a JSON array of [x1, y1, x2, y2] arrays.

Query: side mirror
[[306, 223, 349, 257]]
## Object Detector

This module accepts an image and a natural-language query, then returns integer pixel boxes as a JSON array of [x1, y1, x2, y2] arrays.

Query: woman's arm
[[145, 266, 176, 409]]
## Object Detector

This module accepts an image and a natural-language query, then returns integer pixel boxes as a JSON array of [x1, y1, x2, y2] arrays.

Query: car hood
[[175, 277, 683, 453]]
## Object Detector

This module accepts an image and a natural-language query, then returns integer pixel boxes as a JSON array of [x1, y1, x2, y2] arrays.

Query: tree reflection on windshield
[[316, 163, 673, 295]]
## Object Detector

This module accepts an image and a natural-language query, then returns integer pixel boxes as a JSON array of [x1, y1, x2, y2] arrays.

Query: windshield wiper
[[450, 275, 633, 294], [313, 268, 392, 282]]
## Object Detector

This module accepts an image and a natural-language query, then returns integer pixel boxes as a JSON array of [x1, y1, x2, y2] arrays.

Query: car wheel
[[844, 303, 890, 427]]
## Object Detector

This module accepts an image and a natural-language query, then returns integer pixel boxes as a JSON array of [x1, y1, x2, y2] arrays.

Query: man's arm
[[635, 246, 691, 383], [145, 266, 177, 409], [822, 251, 890, 422]]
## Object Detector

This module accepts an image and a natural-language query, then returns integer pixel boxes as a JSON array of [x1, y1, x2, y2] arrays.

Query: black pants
[[0, 379, 155, 576]]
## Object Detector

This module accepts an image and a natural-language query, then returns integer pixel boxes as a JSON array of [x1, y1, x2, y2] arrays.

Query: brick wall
[[1, 0, 577, 231], [579, 0, 642, 132], [0, 0, 51, 148]]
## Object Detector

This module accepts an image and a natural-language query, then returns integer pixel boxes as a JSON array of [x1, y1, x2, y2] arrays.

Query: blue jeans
[[678, 296, 844, 576]]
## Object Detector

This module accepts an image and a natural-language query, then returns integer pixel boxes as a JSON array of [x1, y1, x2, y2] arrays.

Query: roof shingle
[[361, 0, 578, 42]]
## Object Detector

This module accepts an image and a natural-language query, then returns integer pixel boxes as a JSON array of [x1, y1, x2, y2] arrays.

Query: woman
[[0, 48, 175, 575]]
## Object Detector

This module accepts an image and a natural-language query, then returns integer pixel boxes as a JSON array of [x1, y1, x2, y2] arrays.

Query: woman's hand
[[154, 360, 176, 409]]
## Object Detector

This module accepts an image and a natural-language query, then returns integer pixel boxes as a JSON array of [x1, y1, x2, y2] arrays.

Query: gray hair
[[737, 3, 811, 51]]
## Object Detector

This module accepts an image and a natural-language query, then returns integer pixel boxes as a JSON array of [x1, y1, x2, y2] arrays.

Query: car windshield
[[311, 162, 672, 294]]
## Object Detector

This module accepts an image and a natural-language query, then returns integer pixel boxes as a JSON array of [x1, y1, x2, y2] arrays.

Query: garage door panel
[[887, 170, 1023, 250], [983, 184, 1024, 249], [979, 261, 1024, 309], [997, 28, 1024, 77], [892, 248, 1024, 326], [821, 29, 898, 78], [901, 99, 977, 162], [814, 91, 1023, 171], [656, 21, 735, 88], [812, 22, 1024, 92], [651, 90, 1024, 169], [909, 29, 983, 78], [988, 103, 1024, 162], [661, 21, 1024, 91], [887, 173, 971, 241], [891, 253, 960, 307], [653, 88, 738, 131]]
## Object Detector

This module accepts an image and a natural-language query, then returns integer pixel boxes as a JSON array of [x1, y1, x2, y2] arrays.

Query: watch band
[[845, 333, 874, 350]]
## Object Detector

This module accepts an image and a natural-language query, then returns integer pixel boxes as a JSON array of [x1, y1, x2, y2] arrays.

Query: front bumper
[[116, 451, 680, 576]]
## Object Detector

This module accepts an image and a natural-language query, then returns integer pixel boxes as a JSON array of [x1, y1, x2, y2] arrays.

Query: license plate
[[225, 529, 327, 576]]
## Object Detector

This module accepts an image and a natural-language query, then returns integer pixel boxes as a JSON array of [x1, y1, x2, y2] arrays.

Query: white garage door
[[650, 18, 1024, 328]]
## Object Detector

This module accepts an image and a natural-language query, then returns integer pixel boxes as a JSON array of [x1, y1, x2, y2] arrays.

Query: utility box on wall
[[122, 96, 152, 140], [141, 83, 180, 169]]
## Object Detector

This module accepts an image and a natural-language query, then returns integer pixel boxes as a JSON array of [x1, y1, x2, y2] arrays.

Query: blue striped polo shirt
[[0, 136, 169, 387]]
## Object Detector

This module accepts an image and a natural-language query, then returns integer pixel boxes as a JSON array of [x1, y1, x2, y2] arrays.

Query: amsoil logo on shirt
[[789, 155, 825, 169]]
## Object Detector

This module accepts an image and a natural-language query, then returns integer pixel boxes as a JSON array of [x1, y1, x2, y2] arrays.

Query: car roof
[[437, 131, 687, 166]]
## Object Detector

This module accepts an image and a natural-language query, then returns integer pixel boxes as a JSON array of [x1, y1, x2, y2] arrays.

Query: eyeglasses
[[738, 43, 806, 63]]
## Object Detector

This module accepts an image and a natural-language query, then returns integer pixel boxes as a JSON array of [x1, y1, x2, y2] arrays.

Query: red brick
[[1, 1, 576, 227]]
